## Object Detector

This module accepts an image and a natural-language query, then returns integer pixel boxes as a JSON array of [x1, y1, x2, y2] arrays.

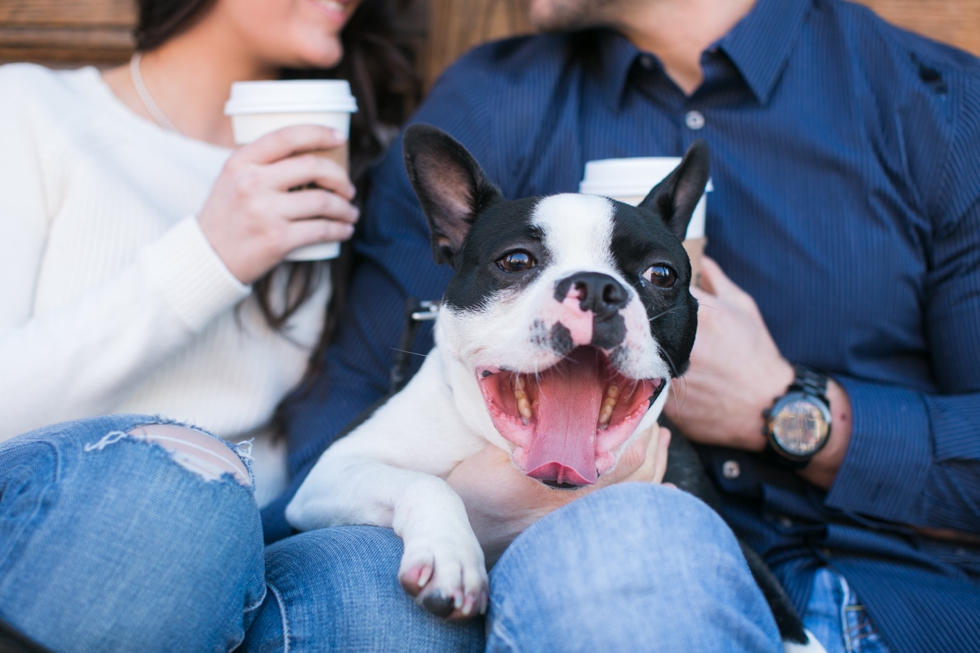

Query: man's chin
[[527, 0, 614, 33]]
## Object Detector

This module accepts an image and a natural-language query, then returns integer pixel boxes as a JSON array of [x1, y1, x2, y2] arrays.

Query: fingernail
[[331, 129, 347, 141]]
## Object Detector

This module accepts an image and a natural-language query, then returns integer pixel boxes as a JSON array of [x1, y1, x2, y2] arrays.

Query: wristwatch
[[762, 364, 832, 469]]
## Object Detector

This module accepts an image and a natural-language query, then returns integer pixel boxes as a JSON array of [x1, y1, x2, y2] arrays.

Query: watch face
[[771, 395, 830, 456]]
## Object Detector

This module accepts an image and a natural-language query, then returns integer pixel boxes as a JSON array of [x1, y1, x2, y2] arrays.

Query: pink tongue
[[525, 349, 602, 485]]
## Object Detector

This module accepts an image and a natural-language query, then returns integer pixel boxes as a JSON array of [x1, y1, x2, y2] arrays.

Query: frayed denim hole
[[232, 439, 257, 488], [135, 419, 255, 486], [86, 424, 252, 488], [84, 434, 253, 492], [83, 430, 128, 452]]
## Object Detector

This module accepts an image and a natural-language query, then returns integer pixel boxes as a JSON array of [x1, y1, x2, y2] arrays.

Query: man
[[267, 0, 980, 650]]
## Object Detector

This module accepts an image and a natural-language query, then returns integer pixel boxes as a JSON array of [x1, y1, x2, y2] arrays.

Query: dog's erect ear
[[638, 140, 710, 242], [403, 124, 503, 267]]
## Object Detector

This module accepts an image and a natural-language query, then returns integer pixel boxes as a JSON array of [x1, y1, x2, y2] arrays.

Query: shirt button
[[722, 460, 740, 479], [639, 55, 655, 70], [685, 110, 706, 130], [779, 516, 794, 528]]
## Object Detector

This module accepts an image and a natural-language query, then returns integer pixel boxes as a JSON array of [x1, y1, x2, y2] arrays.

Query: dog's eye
[[643, 264, 676, 288], [496, 251, 536, 273]]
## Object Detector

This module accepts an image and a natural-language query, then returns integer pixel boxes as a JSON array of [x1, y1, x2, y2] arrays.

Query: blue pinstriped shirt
[[271, 0, 980, 647]]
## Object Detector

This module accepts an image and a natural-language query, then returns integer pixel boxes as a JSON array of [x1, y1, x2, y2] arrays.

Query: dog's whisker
[[647, 306, 680, 323], [389, 348, 428, 359]]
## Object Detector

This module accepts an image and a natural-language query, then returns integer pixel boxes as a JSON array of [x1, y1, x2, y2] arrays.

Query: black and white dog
[[288, 125, 820, 651]]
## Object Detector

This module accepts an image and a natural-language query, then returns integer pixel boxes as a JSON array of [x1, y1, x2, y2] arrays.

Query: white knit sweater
[[0, 64, 329, 500]]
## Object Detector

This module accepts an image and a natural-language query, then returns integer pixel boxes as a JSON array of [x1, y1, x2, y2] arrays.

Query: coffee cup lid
[[224, 80, 358, 115], [579, 157, 713, 196]]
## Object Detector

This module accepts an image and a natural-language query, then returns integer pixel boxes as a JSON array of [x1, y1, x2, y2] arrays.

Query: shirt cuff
[[139, 216, 251, 332], [824, 375, 931, 523]]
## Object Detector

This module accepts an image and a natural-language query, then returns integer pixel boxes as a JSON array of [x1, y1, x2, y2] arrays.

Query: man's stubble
[[528, 0, 642, 32]]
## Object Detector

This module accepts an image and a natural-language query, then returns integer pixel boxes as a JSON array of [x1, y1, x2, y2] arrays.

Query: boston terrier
[[287, 125, 819, 651]]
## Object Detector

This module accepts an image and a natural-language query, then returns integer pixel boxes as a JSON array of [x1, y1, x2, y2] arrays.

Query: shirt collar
[[595, 29, 644, 103], [594, 0, 812, 105], [718, 0, 812, 104]]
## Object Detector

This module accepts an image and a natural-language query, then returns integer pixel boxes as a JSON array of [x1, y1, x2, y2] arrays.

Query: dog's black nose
[[556, 272, 630, 318]]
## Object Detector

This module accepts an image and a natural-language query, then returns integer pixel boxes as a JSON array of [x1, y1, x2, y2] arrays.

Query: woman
[[0, 0, 416, 506], [0, 0, 477, 650]]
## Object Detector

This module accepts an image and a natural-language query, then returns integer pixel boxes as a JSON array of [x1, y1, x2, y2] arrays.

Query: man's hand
[[665, 256, 794, 451], [667, 257, 852, 490], [447, 425, 671, 567]]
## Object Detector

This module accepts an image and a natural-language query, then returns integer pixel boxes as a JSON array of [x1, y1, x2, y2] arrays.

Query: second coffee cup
[[579, 157, 712, 285], [225, 80, 358, 261]]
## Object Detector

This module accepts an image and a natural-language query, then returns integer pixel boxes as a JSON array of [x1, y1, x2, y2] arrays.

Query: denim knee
[[0, 415, 266, 653], [243, 525, 483, 653], [488, 483, 782, 653]]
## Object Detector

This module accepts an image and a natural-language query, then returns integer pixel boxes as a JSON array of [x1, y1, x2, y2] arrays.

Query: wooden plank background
[[1, 0, 979, 84], [0, 0, 135, 65], [424, 0, 980, 86]]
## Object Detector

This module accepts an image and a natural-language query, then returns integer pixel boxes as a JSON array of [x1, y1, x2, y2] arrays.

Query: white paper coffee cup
[[580, 157, 712, 284], [225, 80, 358, 261]]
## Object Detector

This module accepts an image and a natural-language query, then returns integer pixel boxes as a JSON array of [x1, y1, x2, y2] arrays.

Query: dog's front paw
[[398, 533, 489, 620]]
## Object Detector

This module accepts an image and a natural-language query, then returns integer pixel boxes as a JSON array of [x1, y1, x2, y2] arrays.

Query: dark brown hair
[[134, 0, 420, 383]]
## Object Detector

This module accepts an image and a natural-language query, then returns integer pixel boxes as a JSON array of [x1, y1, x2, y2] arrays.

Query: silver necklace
[[129, 52, 179, 133]]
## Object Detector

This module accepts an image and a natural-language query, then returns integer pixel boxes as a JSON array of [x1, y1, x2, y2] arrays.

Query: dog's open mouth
[[477, 346, 664, 487]]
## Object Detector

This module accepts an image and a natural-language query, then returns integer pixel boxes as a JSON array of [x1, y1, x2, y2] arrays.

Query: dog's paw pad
[[422, 592, 456, 617]]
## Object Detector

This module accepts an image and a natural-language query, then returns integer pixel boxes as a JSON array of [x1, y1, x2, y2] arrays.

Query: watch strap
[[788, 364, 829, 402]]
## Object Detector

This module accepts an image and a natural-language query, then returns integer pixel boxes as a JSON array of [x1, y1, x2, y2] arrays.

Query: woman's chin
[[282, 41, 345, 71]]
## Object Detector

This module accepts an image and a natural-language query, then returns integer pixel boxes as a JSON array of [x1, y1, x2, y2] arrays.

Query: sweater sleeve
[[0, 70, 249, 441]]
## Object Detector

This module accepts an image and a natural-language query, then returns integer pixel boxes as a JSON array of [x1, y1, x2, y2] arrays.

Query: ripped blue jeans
[[1, 415, 784, 653], [0, 415, 480, 653], [0, 415, 265, 652]]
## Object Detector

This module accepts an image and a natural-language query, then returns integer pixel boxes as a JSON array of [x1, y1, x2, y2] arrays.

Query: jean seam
[[266, 582, 291, 653], [487, 603, 523, 653], [243, 583, 268, 615]]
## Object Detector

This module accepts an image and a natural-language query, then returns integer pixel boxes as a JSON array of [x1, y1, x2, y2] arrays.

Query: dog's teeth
[[597, 385, 620, 426], [597, 390, 618, 426], [598, 404, 614, 425], [517, 397, 532, 419], [514, 377, 533, 420]]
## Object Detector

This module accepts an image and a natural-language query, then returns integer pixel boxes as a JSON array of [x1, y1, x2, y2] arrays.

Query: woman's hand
[[447, 425, 671, 567], [197, 125, 359, 284]]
